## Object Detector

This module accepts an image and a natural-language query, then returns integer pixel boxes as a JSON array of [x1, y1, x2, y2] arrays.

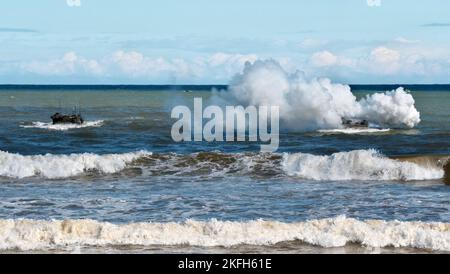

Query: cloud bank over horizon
[[2, 39, 450, 84]]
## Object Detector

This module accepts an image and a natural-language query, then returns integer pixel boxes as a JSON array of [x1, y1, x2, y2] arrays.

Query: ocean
[[0, 84, 449, 253]]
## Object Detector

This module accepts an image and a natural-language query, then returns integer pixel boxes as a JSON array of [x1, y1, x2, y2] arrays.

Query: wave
[[282, 149, 446, 181], [0, 149, 447, 181], [318, 128, 391, 134], [0, 216, 448, 251], [393, 154, 450, 185], [20, 120, 104, 131], [134, 152, 283, 178], [0, 150, 151, 179]]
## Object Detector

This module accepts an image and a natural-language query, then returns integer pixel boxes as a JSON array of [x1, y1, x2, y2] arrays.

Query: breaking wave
[[0, 216, 448, 251], [282, 149, 445, 181], [318, 128, 391, 134], [225, 60, 420, 130], [0, 150, 447, 181], [0, 150, 151, 179], [20, 120, 104, 131]]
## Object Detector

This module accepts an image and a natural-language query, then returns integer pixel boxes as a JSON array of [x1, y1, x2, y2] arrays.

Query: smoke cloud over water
[[225, 60, 421, 131]]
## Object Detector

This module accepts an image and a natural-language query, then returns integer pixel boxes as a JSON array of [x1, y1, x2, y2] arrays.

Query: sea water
[[0, 85, 448, 253]]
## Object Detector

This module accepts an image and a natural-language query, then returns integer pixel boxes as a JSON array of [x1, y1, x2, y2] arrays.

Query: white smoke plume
[[226, 60, 420, 130]]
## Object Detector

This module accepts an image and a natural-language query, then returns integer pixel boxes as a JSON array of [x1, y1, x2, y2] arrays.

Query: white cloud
[[11, 45, 450, 84], [370, 47, 400, 64], [304, 45, 450, 80], [361, 46, 444, 77], [21, 51, 254, 81], [66, 0, 81, 7], [311, 51, 338, 67], [110, 51, 259, 81], [368, 47, 402, 74], [299, 38, 327, 49], [394, 37, 420, 44], [310, 51, 356, 69], [208, 52, 257, 67], [367, 0, 381, 7], [207, 52, 258, 77], [112, 51, 146, 75], [111, 50, 202, 79], [22, 52, 102, 75]]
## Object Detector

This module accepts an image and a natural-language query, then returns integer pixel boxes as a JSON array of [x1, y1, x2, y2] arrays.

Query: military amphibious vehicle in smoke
[[341, 118, 369, 128]]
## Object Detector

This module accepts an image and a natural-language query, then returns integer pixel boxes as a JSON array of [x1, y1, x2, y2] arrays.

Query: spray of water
[[225, 60, 420, 130]]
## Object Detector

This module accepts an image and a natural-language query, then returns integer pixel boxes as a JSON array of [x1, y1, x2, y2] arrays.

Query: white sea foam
[[21, 120, 104, 131], [318, 128, 391, 134], [226, 60, 420, 130], [0, 216, 448, 251], [0, 150, 151, 179], [0, 150, 445, 181], [282, 149, 444, 181]]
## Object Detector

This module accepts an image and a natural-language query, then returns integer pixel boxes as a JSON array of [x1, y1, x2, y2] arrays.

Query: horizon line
[[2, 83, 450, 86]]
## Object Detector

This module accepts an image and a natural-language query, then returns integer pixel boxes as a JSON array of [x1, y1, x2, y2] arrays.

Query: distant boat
[[184, 90, 192, 93]]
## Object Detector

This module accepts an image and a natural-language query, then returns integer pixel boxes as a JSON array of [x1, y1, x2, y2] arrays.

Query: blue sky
[[1, 0, 450, 84]]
